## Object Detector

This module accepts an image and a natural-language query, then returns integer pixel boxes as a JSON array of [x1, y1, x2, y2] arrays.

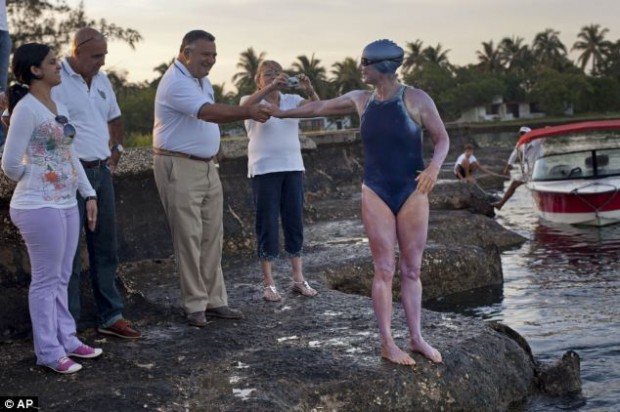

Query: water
[[432, 186, 620, 411]]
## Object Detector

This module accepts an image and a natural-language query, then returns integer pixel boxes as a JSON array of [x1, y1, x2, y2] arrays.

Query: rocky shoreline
[[0, 130, 581, 411]]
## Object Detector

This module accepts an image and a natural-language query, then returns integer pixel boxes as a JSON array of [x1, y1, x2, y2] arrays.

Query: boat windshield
[[532, 148, 620, 181]]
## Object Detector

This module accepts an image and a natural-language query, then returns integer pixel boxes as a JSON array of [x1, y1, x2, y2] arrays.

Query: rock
[[536, 351, 582, 396], [0, 138, 526, 339], [0, 256, 539, 412], [305, 215, 508, 301], [0, 130, 578, 411]]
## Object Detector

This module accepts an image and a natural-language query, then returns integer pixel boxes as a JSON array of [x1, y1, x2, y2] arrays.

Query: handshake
[[248, 101, 293, 123]]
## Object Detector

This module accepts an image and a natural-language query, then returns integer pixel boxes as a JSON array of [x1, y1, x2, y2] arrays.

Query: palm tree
[[232, 47, 266, 95], [212, 83, 236, 105], [402, 39, 425, 74], [476, 40, 502, 73], [599, 39, 620, 78], [422, 43, 451, 69], [572, 24, 611, 74], [290, 53, 327, 82], [532, 28, 567, 69], [290, 53, 328, 97], [498, 36, 532, 72], [331, 57, 366, 95]]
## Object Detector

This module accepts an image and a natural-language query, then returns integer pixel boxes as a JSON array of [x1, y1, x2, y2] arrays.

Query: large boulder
[[0, 139, 525, 339], [0, 131, 578, 411]]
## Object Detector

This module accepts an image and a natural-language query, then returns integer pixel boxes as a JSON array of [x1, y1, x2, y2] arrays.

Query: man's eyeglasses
[[75, 33, 107, 49], [360, 57, 399, 67], [55, 115, 76, 144]]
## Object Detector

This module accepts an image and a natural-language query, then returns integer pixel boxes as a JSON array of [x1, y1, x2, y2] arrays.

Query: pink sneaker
[[68, 344, 103, 359], [46, 356, 82, 374]]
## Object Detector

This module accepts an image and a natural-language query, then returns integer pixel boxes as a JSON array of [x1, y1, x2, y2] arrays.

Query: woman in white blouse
[[240, 60, 320, 302], [1, 43, 102, 374]]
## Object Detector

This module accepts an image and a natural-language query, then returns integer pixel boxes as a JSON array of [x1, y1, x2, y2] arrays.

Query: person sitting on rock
[[454, 143, 497, 181]]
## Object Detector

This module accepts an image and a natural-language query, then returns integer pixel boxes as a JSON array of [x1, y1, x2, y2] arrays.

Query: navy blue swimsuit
[[360, 86, 424, 215]]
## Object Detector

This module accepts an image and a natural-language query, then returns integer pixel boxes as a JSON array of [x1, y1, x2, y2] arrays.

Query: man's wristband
[[85, 196, 97, 202]]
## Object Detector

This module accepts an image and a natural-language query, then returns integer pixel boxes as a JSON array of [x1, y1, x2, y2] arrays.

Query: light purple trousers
[[10, 206, 83, 365]]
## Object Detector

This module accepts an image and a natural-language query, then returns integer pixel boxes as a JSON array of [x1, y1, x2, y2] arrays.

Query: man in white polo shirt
[[52, 27, 140, 339], [153, 30, 271, 327]]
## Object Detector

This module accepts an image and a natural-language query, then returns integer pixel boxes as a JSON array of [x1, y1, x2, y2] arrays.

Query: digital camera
[[287, 76, 300, 87]]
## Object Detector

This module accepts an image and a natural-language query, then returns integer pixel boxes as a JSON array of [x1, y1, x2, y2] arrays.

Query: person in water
[[273, 39, 449, 365]]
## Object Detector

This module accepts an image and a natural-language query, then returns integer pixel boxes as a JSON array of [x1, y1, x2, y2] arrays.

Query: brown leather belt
[[153, 147, 215, 163], [80, 158, 109, 168]]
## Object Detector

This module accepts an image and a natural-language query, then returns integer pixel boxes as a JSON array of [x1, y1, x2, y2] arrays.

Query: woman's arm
[[240, 72, 287, 107], [71, 147, 98, 230], [1, 105, 35, 181], [404, 87, 450, 194], [298, 74, 320, 104], [275, 90, 363, 118]]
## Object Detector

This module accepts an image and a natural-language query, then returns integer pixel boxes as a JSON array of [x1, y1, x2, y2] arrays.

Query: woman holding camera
[[240, 60, 319, 302], [1, 43, 101, 374]]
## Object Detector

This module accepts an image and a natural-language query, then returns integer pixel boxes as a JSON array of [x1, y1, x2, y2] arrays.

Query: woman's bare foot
[[381, 341, 416, 366], [411, 339, 442, 363]]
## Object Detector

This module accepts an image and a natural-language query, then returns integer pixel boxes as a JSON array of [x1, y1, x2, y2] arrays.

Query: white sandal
[[292, 280, 318, 297], [263, 285, 281, 302]]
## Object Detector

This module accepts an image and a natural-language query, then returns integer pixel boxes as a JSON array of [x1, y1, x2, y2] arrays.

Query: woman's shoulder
[[12, 93, 37, 114]]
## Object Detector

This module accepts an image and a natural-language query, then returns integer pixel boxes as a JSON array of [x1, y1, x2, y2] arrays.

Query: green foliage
[[117, 86, 156, 137], [448, 76, 506, 117], [330, 57, 367, 96], [232, 47, 265, 96], [582, 76, 620, 112], [7, 0, 141, 53], [403, 62, 456, 118], [10, 0, 620, 129], [125, 132, 152, 148], [529, 69, 591, 115]]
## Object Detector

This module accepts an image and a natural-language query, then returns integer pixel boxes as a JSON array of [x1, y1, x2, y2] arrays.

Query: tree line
[[8, 1, 620, 144]]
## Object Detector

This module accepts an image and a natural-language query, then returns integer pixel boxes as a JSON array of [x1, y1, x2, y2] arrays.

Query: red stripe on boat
[[532, 190, 620, 213]]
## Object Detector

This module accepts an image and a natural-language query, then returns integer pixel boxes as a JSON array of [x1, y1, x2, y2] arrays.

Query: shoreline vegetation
[[7, 3, 620, 141], [123, 113, 620, 148]]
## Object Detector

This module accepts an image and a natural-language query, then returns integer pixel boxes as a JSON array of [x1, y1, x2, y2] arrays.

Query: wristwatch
[[111, 144, 125, 154]]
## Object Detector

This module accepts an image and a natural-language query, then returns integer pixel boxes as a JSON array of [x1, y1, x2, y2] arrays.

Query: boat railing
[[571, 182, 620, 216]]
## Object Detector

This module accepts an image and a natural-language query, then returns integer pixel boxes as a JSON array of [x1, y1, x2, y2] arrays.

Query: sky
[[66, 0, 620, 91]]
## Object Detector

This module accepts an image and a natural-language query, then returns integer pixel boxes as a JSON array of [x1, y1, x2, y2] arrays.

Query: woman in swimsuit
[[273, 39, 449, 366]]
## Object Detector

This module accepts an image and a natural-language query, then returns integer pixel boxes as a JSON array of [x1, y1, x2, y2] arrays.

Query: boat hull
[[530, 187, 620, 226], [515, 120, 620, 226]]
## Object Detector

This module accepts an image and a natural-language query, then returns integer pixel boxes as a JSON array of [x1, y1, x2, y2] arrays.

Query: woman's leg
[[10, 207, 73, 365], [56, 206, 84, 352], [361, 185, 414, 365], [396, 192, 442, 363], [280, 171, 316, 295], [252, 173, 283, 301]]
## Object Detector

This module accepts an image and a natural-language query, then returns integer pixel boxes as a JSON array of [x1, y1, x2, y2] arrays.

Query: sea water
[[478, 186, 620, 412], [497, 186, 620, 411], [427, 185, 620, 411]]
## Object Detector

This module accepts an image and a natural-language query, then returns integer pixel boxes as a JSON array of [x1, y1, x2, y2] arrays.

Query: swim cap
[[519, 126, 532, 134], [362, 39, 404, 74]]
